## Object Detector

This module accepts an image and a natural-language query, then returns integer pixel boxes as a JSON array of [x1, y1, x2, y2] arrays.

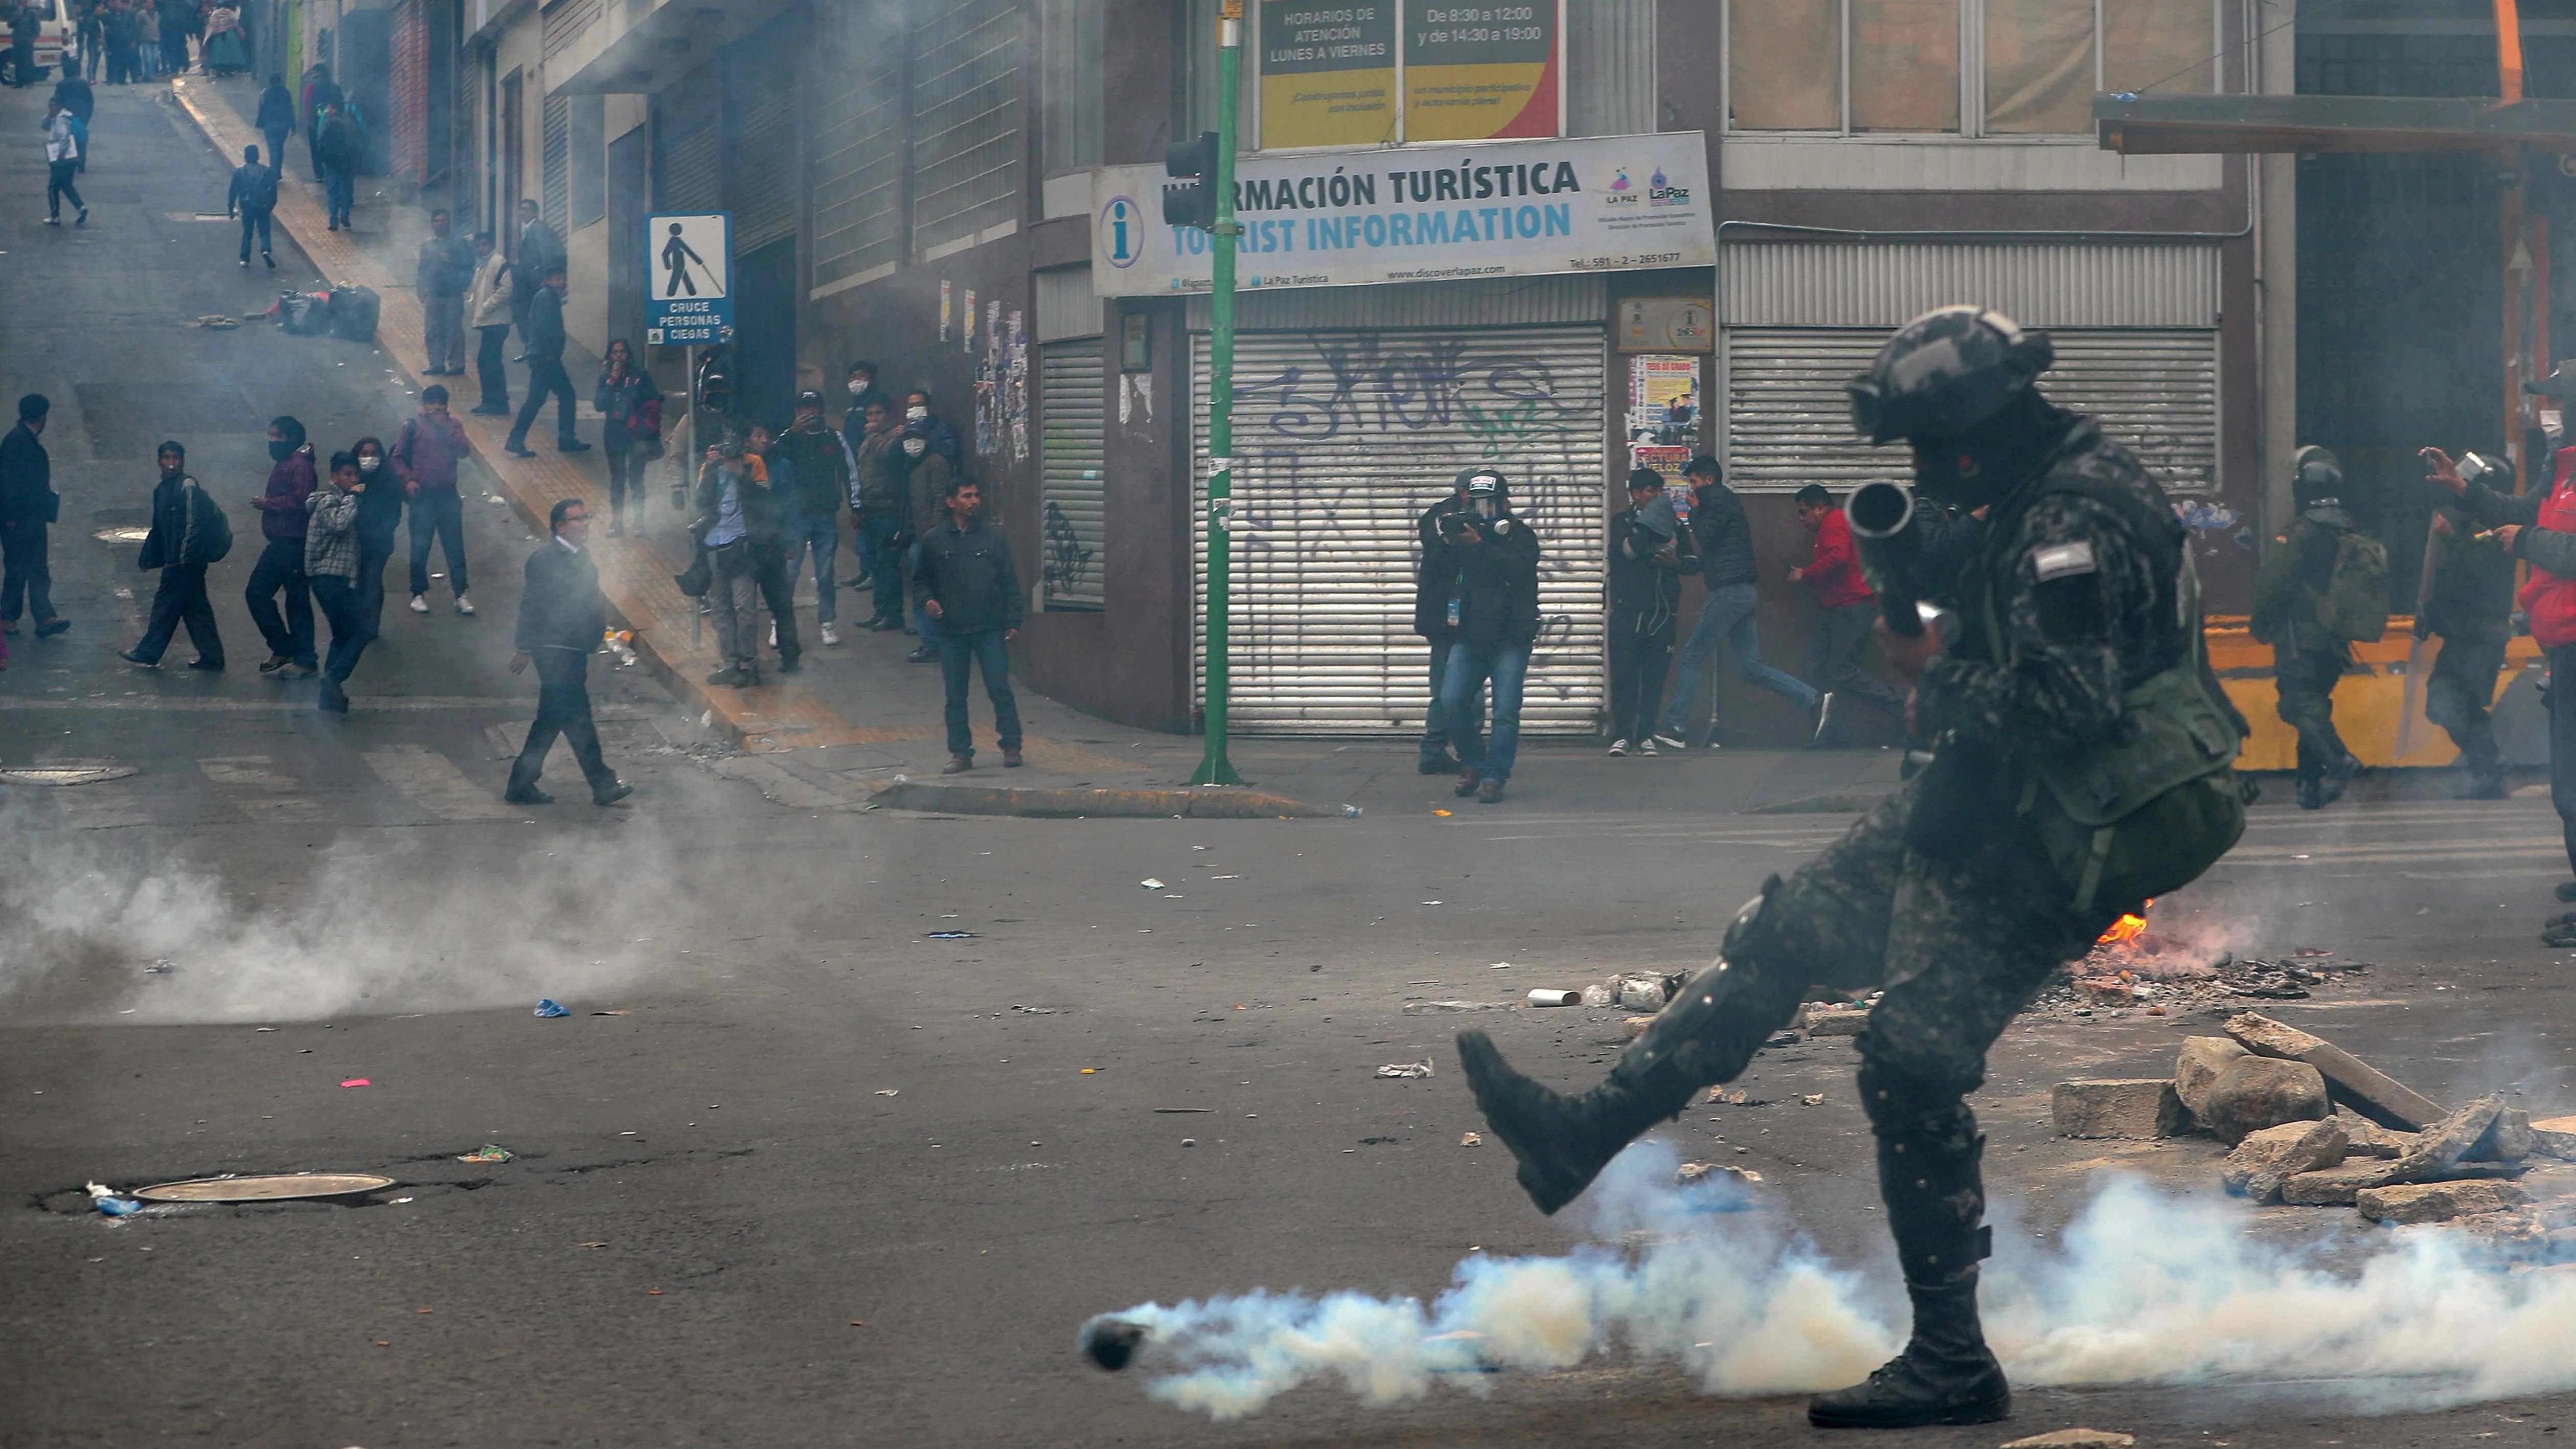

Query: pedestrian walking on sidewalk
[[393, 386, 472, 617], [0, 394, 66, 640], [594, 338, 662, 535], [851, 397, 907, 630], [120, 441, 229, 670], [510, 198, 561, 348], [772, 391, 852, 646], [42, 97, 85, 226], [1794, 483, 1904, 747], [10, 3, 37, 87], [914, 477, 1022, 772], [1656, 456, 1817, 748], [299, 62, 336, 179], [506, 498, 631, 807], [304, 450, 367, 712], [314, 99, 359, 230], [690, 433, 778, 688], [224, 142, 276, 267], [244, 415, 315, 675], [416, 208, 473, 375], [464, 232, 513, 415], [254, 71, 292, 181], [504, 263, 588, 458]]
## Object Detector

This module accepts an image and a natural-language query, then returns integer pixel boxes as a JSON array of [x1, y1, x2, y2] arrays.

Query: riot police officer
[[1456, 307, 2245, 1430], [2252, 447, 2386, 808]]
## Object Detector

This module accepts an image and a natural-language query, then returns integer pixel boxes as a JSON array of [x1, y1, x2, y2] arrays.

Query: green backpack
[[2317, 529, 2391, 643]]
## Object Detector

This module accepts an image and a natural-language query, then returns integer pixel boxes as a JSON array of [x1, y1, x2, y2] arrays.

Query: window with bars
[[1039, 0, 1103, 177], [1725, 0, 2217, 137], [811, 0, 907, 293], [542, 94, 569, 236], [1567, 0, 1656, 138], [909, 0, 1023, 259]]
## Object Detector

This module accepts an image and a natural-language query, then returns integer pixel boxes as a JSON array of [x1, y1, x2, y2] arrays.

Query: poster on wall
[[1628, 354, 1698, 447], [1401, 1, 1560, 142], [1260, 2, 1398, 149]]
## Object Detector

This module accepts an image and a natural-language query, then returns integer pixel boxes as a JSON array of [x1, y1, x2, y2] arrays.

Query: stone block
[[2052, 1079, 2186, 1139], [2382, 1095, 2504, 1183], [2333, 1110, 2416, 1160], [2174, 1036, 2251, 1119], [2001, 1432, 2135, 1449], [2356, 1179, 2530, 1225], [2225, 1012, 2444, 1130], [2282, 1161, 2396, 1206], [1803, 1005, 1870, 1037], [2073, 978, 2134, 1005], [2471, 1108, 2536, 1164], [2222, 1118, 2349, 1203], [2200, 1057, 2331, 1145]]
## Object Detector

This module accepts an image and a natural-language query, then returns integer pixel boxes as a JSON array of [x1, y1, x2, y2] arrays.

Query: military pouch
[[2016, 663, 2245, 915]]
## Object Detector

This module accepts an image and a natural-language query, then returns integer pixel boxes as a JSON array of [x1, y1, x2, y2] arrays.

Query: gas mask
[[1474, 498, 1496, 520], [903, 438, 927, 458]]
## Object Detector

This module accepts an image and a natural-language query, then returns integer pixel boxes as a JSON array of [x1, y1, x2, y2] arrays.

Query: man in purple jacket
[[395, 384, 474, 616], [244, 414, 316, 675]]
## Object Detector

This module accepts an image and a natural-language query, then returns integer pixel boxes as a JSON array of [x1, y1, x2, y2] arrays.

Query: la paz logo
[[1102, 196, 1144, 268], [1605, 167, 1642, 206], [1649, 165, 1692, 207]]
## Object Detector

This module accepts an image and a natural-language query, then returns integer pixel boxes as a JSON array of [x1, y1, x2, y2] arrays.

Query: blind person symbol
[[645, 213, 733, 346]]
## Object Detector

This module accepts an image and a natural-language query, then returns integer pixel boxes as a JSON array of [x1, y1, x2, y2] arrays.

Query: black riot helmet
[[2292, 445, 2343, 508], [1847, 306, 2055, 446]]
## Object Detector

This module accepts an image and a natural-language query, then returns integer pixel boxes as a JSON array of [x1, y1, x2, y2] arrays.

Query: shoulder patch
[[2030, 540, 2098, 582]]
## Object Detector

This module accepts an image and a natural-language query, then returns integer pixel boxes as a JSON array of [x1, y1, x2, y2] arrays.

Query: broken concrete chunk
[[1617, 976, 1669, 1012], [2052, 1079, 2186, 1139], [2000, 1431, 2136, 1449], [2173, 1036, 2251, 1118], [1374, 1061, 1434, 1079], [1579, 982, 1615, 1008], [1802, 1004, 1870, 1037], [2072, 978, 2134, 1005], [2332, 1110, 2417, 1160], [2529, 1117, 2576, 1160], [1403, 1000, 1507, 1015], [2356, 1179, 2530, 1225], [2224, 1012, 2444, 1130], [2223, 1118, 2349, 1203], [2471, 1107, 2536, 1164], [2377, 1094, 2502, 1184], [2199, 1057, 2331, 1145], [2281, 1160, 2398, 1206]]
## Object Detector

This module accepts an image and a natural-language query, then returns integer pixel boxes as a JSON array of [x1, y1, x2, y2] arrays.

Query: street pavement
[[12, 79, 2576, 1449]]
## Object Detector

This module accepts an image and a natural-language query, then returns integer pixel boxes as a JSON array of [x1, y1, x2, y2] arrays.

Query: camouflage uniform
[[2419, 504, 2515, 791], [2253, 506, 2364, 792]]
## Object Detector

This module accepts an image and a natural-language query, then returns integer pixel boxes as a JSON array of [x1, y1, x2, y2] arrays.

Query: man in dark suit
[[504, 262, 587, 458], [506, 499, 631, 806], [510, 197, 562, 350], [0, 393, 66, 638]]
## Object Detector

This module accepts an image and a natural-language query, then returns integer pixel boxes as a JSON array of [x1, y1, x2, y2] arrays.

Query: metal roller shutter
[[1721, 328, 2219, 498], [1190, 326, 1611, 734], [1040, 339, 1107, 610], [726, 41, 800, 253], [655, 79, 720, 214]]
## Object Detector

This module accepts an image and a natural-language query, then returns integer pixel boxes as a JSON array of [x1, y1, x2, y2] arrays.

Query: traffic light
[[1163, 131, 1220, 231]]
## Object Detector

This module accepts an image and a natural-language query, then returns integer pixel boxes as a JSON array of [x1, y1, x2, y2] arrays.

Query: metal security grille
[[1039, 340, 1107, 610], [1721, 327, 2220, 497], [726, 18, 801, 254], [811, 0, 905, 293], [908, 0, 1021, 258], [1191, 327, 1611, 734], [540, 0, 600, 61], [1567, 0, 1656, 137], [542, 94, 569, 237], [654, 76, 720, 214]]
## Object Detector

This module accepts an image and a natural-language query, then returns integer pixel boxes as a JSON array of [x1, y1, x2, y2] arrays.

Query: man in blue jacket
[[1655, 455, 1817, 748], [914, 477, 1023, 773]]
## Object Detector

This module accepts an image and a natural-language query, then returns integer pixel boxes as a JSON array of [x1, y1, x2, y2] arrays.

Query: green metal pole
[[1192, 0, 1245, 787]]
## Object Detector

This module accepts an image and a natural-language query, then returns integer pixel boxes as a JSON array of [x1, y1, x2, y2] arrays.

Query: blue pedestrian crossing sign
[[647, 212, 732, 346]]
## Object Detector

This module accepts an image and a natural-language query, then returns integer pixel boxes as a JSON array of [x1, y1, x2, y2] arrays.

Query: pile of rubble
[[2054, 1012, 2576, 1224], [2025, 949, 2370, 1022]]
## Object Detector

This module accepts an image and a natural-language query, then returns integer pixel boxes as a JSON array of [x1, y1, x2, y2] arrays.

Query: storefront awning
[[2093, 92, 2576, 154]]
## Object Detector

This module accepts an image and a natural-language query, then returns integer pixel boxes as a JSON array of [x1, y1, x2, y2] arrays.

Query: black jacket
[[226, 160, 278, 216], [770, 425, 851, 519], [2461, 473, 2576, 584], [353, 468, 403, 551], [1608, 508, 1691, 627], [523, 285, 566, 362], [254, 80, 293, 133], [0, 421, 53, 527], [138, 471, 224, 570], [914, 514, 1024, 635], [2422, 504, 2516, 642], [1686, 480, 1758, 589], [515, 539, 606, 653], [1449, 505, 1541, 648], [1413, 493, 1472, 639]]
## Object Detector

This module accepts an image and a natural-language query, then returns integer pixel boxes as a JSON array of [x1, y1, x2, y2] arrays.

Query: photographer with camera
[[1412, 468, 1486, 774], [1435, 470, 1542, 805]]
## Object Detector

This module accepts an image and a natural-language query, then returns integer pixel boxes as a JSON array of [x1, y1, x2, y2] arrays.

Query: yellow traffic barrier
[[2205, 617, 2539, 771]]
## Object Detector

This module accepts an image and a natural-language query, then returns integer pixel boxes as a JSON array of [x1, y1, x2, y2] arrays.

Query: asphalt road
[[12, 80, 2576, 1449]]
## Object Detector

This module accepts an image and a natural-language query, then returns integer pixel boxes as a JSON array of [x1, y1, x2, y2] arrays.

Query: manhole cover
[[0, 764, 136, 786], [131, 1173, 396, 1203]]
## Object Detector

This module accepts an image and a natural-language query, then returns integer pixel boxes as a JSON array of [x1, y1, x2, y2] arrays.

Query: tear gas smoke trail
[[0, 801, 696, 1022], [1082, 1144, 2576, 1421]]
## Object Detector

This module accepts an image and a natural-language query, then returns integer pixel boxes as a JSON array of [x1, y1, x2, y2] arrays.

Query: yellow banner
[[1401, 2, 1559, 142], [1261, 3, 1399, 149]]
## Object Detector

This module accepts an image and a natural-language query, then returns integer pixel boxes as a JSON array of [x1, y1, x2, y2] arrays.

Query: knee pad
[[1713, 874, 1788, 976], [1856, 1054, 1980, 1148]]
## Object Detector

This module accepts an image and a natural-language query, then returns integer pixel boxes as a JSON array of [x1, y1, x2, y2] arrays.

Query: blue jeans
[[1661, 582, 1818, 736], [408, 491, 467, 598], [239, 209, 271, 261], [787, 513, 838, 623], [859, 515, 905, 624], [940, 629, 1022, 760], [311, 575, 370, 684], [1442, 640, 1530, 783], [325, 167, 353, 225], [1419, 637, 1484, 766]]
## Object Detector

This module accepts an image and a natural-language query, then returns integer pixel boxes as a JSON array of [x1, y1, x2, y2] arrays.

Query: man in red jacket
[[1792, 483, 1905, 746]]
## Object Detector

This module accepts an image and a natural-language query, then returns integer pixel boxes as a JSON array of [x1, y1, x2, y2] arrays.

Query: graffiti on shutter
[[1040, 341, 1107, 610]]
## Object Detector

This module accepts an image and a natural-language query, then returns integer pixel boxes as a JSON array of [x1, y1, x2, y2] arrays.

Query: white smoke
[[0, 800, 697, 1022], [1087, 1144, 2576, 1421]]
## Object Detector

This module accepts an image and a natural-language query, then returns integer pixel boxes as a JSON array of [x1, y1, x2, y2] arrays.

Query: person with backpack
[[120, 441, 230, 670], [224, 141, 276, 268], [2252, 446, 2386, 810]]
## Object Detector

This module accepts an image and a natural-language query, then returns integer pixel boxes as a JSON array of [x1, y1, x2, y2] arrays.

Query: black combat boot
[[1807, 1274, 2009, 1429], [1458, 881, 1809, 1215]]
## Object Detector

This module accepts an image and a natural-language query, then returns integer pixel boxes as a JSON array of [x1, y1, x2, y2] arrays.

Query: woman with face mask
[[347, 436, 402, 645]]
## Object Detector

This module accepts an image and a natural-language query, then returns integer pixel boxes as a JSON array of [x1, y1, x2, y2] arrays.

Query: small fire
[[2096, 910, 2150, 948]]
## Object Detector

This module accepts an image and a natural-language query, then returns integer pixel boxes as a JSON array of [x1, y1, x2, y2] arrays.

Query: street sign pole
[[1191, 0, 1245, 787]]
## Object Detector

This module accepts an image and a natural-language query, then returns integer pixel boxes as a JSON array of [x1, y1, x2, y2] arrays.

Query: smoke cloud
[[1085, 1144, 2576, 1421], [0, 801, 697, 1023]]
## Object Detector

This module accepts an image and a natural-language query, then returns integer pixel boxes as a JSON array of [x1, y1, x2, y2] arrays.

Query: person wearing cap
[[1413, 468, 1487, 774], [1656, 456, 1816, 748], [1606, 468, 1695, 755], [772, 390, 855, 646], [1794, 483, 1906, 746], [1436, 469, 1541, 803]]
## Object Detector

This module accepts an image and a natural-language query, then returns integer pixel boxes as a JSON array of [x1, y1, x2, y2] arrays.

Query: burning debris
[[2034, 903, 2372, 1019]]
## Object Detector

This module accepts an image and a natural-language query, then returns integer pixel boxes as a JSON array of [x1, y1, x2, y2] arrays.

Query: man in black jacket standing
[[914, 477, 1023, 773], [1413, 468, 1485, 775], [506, 499, 631, 806], [1606, 468, 1694, 755], [1656, 455, 1817, 748], [1437, 470, 1541, 804], [120, 441, 226, 670], [505, 263, 588, 458], [0, 394, 65, 639]]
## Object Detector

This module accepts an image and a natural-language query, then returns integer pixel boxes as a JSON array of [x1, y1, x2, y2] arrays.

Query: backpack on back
[[2318, 529, 2391, 643]]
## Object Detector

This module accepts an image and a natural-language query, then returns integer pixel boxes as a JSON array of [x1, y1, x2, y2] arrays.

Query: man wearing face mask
[[1457, 307, 2247, 1431], [1435, 470, 1541, 804], [245, 415, 317, 676], [842, 360, 888, 449], [347, 436, 403, 648], [899, 405, 956, 664]]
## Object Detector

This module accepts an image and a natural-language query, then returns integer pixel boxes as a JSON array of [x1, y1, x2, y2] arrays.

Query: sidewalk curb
[[870, 781, 1337, 819], [168, 77, 851, 756]]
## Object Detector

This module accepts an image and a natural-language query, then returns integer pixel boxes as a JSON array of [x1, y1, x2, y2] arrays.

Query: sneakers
[[591, 780, 634, 807], [820, 623, 841, 646], [2545, 913, 2576, 949], [258, 654, 291, 674], [1002, 747, 1023, 767], [769, 621, 778, 648], [454, 595, 474, 617], [471, 403, 510, 416], [186, 658, 223, 672], [317, 679, 350, 713], [942, 755, 973, 774], [44, 214, 59, 225], [1650, 732, 1688, 751], [868, 615, 903, 633], [75, 207, 86, 226], [906, 644, 936, 664], [706, 665, 745, 687], [503, 784, 554, 805], [409, 594, 429, 614], [264, 251, 276, 268], [1639, 738, 1658, 756], [1607, 738, 1629, 756], [505, 443, 537, 459], [557, 439, 591, 453], [1810, 693, 1839, 748], [118, 647, 157, 667]]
